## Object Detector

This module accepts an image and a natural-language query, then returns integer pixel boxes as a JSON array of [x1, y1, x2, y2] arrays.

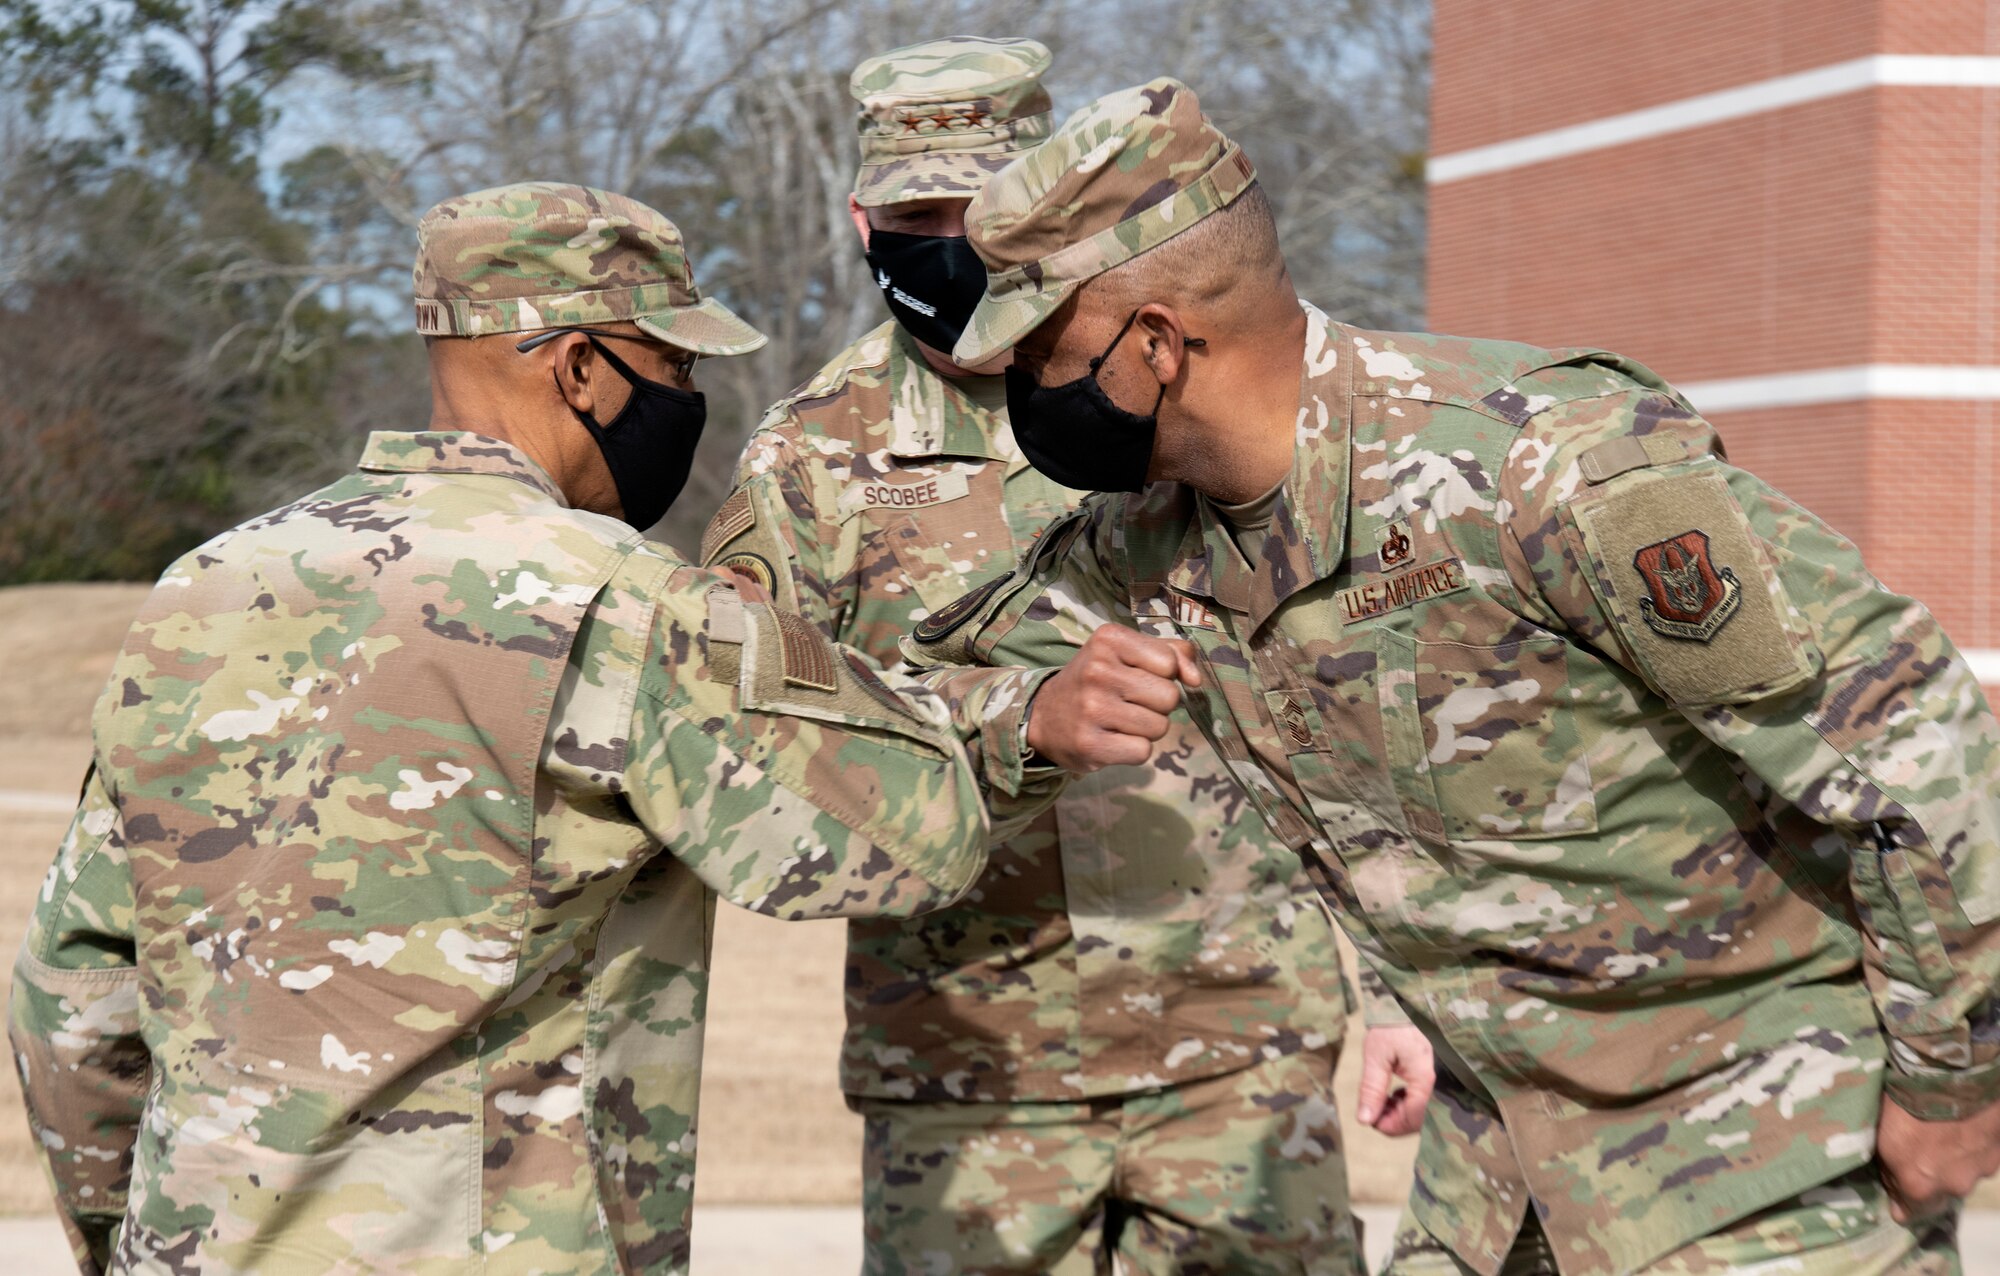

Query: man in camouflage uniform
[[909, 80, 2000, 1274], [704, 38, 1429, 1276], [6, 182, 1102, 1276]]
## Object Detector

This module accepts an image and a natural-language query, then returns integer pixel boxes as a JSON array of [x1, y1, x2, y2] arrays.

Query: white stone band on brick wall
[[1966, 650, 2000, 685], [1429, 55, 2000, 184], [1677, 365, 2000, 413]]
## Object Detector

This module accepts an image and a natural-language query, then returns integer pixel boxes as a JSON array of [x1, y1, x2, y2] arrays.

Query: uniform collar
[[884, 324, 1015, 463], [358, 431, 567, 505], [1166, 303, 1351, 634]]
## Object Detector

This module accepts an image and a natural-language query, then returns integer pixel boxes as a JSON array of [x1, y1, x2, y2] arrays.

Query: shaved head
[[1084, 183, 1285, 321]]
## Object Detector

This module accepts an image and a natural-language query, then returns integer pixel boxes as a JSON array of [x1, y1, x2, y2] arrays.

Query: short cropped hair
[[1094, 181, 1283, 312]]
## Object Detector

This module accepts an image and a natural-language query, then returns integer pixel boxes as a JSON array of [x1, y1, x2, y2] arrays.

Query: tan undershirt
[[953, 373, 1008, 418], [1212, 480, 1286, 565]]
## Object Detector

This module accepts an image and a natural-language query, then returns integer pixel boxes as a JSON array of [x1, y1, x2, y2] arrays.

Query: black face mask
[[863, 230, 987, 354], [564, 335, 706, 531], [1005, 311, 1205, 493]]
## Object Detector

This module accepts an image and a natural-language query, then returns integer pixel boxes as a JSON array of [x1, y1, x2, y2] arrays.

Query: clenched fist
[[1025, 624, 1202, 772], [1878, 1091, 2000, 1223], [1356, 1024, 1436, 1137]]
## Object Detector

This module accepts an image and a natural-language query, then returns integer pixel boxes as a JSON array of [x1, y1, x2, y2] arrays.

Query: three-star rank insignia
[[1633, 529, 1742, 642]]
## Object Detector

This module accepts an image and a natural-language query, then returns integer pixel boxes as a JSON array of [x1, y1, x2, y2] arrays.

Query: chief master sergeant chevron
[[906, 79, 2000, 1274], [705, 36, 1431, 1276], [0, 181, 1160, 1276]]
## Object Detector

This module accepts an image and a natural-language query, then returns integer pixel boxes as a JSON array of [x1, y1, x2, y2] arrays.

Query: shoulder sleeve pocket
[[1566, 463, 1818, 706], [720, 589, 946, 750], [702, 481, 804, 615]]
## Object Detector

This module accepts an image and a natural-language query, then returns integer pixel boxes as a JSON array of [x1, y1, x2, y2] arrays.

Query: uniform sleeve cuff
[[984, 666, 1064, 796], [1884, 1060, 2000, 1121], [1358, 963, 1413, 1026], [1364, 994, 1414, 1027]]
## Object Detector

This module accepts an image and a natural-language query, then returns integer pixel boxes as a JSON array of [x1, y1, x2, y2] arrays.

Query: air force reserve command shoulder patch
[[1633, 530, 1741, 642], [1567, 459, 1817, 707]]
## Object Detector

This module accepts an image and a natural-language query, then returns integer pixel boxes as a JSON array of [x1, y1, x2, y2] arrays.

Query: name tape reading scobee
[[840, 471, 971, 520]]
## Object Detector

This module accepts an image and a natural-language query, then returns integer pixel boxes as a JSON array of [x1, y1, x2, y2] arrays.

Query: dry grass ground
[[25, 579, 1979, 1227], [0, 802, 75, 1213], [0, 584, 146, 1212]]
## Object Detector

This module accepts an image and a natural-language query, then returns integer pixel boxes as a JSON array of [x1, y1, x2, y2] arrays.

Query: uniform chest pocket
[[879, 487, 1018, 614], [1398, 631, 1598, 842]]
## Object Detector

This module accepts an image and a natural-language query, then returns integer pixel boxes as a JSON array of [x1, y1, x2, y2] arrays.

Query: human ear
[[551, 333, 597, 416], [1133, 304, 1190, 387], [848, 195, 872, 250]]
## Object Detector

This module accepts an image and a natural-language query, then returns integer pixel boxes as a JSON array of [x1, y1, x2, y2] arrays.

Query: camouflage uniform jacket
[[909, 304, 2000, 1274], [10, 431, 1056, 1276], [706, 321, 1353, 1103]]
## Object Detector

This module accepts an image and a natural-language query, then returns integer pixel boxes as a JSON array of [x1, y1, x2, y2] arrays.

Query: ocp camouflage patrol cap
[[954, 78, 1256, 365], [850, 36, 1053, 208], [412, 181, 767, 356]]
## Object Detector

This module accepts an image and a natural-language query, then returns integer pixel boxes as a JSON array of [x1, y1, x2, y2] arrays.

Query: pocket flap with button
[[712, 586, 944, 751]]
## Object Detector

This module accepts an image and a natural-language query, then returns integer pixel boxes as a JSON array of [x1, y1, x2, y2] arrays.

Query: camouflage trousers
[[854, 1046, 1365, 1275], [1381, 1162, 1959, 1275]]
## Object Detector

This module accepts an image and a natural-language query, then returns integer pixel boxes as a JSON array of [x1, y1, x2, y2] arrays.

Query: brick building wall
[[1427, 0, 2000, 695]]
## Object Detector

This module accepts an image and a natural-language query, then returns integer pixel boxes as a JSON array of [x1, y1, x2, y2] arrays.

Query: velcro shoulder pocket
[[702, 485, 801, 614], [1567, 462, 1817, 706], [701, 488, 757, 563], [729, 596, 942, 750]]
